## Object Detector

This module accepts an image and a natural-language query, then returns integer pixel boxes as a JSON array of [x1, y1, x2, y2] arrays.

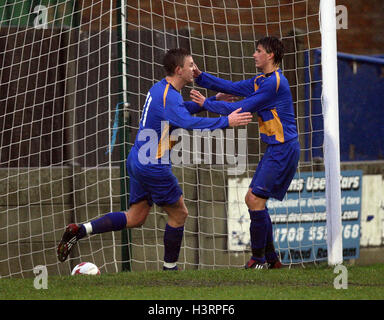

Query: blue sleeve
[[183, 96, 216, 114], [183, 101, 204, 114], [203, 79, 276, 115], [195, 72, 255, 97], [166, 95, 229, 130]]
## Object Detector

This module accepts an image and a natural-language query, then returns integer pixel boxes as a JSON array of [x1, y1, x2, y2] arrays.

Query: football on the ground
[[71, 262, 100, 275]]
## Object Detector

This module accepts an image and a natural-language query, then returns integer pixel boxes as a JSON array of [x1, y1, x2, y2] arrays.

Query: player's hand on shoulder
[[228, 108, 253, 127]]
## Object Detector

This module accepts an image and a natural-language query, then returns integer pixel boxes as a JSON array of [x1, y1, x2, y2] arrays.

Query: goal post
[[320, 0, 343, 266], [116, 0, 132, 272], [0, 0, 343, 277]]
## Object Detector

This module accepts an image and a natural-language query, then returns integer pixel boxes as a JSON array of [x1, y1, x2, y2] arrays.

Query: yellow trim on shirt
[[253, 74, 265, 92], [156, 122, 170, 159], [275, 71, 280, 93], [157, 82, 175, 159], [258, 108, 285, 143], [163, 83, 170, 108]]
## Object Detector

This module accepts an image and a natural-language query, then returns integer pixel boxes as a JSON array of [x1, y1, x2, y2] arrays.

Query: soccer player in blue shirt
[[190, 36, 300, 269], [57, 48, 252, 270]]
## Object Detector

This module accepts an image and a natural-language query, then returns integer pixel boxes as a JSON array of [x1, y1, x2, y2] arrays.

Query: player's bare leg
[[57, 199, 151, 262], [245, 189, 267, 211], [163, 196, 188, 228], [124, 200, 152, 228], [161, 196, 188, 270]]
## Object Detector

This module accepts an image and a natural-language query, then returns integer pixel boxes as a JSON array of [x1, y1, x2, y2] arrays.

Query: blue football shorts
[[250, 138, 300, 201], [126, 148, 182, 207]]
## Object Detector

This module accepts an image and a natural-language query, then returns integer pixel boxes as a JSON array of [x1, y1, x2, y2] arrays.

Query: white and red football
[[71, 262, 100, 275]]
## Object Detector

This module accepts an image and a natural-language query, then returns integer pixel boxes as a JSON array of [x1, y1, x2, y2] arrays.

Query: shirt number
[[141, 92, 152, 127]]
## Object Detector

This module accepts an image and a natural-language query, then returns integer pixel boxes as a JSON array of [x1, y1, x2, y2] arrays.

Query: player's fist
[[228, 108, 253, 127]]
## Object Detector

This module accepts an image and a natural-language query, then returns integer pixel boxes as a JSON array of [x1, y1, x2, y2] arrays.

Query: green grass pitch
[[1, 263, 383, 300]]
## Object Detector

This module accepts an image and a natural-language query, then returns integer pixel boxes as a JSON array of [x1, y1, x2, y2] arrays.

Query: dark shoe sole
[[57, 224, 79, 262]]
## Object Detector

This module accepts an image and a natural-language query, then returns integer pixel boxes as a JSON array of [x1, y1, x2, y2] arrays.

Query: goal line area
[[0, 0, 343, 277]]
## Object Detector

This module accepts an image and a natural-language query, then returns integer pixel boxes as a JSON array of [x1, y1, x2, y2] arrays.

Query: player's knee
[[125, 207, 150, 228], [174, 198, 188, 222], [179, 207, 188, 224], [128, 215, 146, 228], [245, 191, 266, 211], [168, 209, 188, 228], [245, 192, 254, 207], [174, 207, 188, 227], [164, 197, 189, 227]]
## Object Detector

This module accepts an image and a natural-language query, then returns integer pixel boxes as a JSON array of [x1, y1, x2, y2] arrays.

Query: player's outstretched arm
[[189, 89, 252, 126], [192, 76, 277, 116], [165, 95, 252, 130], [193, 63, 254, 97], [190, 89, 237, 115]]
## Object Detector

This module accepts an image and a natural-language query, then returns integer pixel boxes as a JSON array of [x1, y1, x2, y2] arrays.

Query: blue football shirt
[[131, 78, 229, 167], [196, 69, 298, 145]]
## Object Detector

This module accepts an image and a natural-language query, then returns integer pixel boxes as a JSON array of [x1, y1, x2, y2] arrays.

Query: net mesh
[[0, 0, 326, 277]]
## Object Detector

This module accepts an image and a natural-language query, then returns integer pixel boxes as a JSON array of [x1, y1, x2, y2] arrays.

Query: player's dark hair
[[163, 48, 191, 76], [256, 36, 284, 66]]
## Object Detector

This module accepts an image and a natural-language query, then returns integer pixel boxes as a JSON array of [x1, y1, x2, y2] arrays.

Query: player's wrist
[[225, 116, 230, 127], [194, 71, 203, 81]]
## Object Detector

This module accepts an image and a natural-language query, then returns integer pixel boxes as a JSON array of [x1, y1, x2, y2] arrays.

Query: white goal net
[[0, 0, 337, 277]]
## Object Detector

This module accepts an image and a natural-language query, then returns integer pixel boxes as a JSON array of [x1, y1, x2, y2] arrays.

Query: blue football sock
[[250, 256, 267, 264], [265, 250, 278, 263], [84, 212, 127, 235], [249, 209, 268, 259], [163, 224, 184, 263], [77, 225, 87, 239], [264, 210, 278, 262], [265, 208, 273, 243]]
